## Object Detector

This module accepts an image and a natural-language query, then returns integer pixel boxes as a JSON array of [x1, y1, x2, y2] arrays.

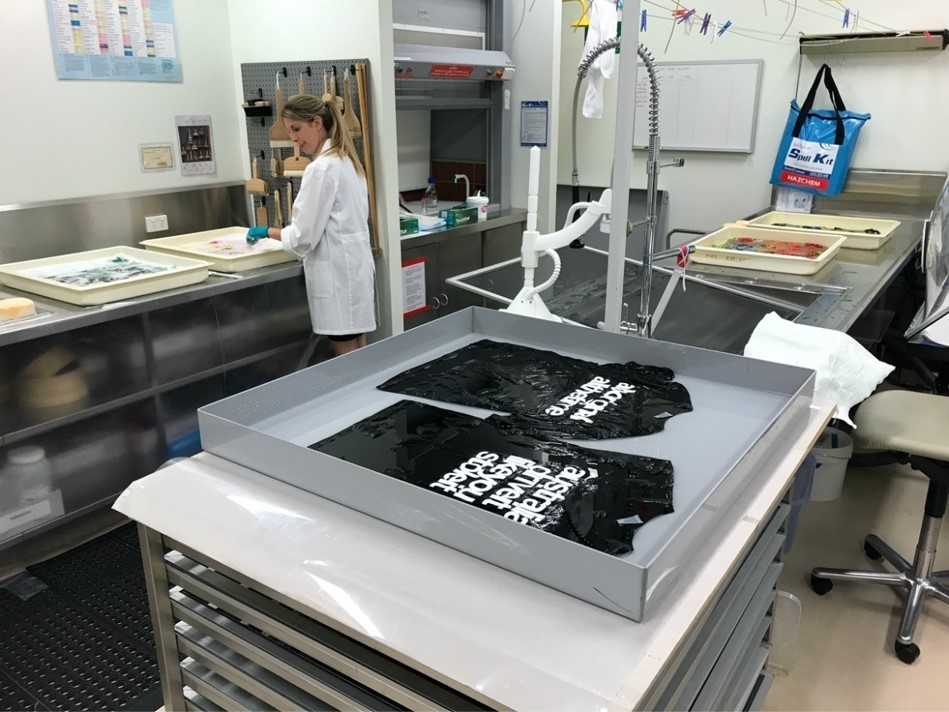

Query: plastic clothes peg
[[700, 13, 711, 35], [640, 8, 647, 31], [717, 20, 732, 36]]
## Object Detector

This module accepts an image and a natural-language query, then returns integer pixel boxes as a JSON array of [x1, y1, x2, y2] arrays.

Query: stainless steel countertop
[[400, 208, 527, 249], [0, 208, 527, 347], [666, 214, 924, 333], [0, 262, 303, 347]]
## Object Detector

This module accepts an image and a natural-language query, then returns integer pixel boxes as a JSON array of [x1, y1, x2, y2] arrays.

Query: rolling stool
[[809, 390, 949, 664]]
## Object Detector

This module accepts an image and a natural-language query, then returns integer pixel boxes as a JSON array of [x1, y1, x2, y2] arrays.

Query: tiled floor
[[765, 461, 949, 711]]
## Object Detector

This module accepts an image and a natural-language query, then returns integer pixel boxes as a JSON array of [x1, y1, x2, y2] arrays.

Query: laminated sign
[[770, 64, 869, 197], [311, 401, 675, 555], [376, 339, 693, 441]]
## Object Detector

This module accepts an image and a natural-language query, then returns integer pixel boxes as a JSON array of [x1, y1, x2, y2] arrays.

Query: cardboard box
[[400, 216, 419, 236], [441, 206, 478, 227]]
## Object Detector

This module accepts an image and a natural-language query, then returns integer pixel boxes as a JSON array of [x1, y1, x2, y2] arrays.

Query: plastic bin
[[784, 453, 815, 552], [810, 427, 854, 501]]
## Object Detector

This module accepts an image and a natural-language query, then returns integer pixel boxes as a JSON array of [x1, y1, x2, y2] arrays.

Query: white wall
[[227, 0, 400, 338], [0, 1, 243, 205], [396, 110, 432, 192], [509, 2, 562, 232], [559, 1, 949, 238]]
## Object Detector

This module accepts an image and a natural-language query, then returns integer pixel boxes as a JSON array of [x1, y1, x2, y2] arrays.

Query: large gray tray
[[198, 308, 814, 621]]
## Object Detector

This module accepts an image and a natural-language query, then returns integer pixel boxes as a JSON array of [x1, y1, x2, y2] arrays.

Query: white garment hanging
[[581, 0, 619, 119]]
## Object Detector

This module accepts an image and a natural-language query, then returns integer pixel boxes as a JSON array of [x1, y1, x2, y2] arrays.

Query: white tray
[[690, 226, 846, 276], [746, 211, 900, 250], [141, 227, 295, 272], [0, 247, 210, 306]]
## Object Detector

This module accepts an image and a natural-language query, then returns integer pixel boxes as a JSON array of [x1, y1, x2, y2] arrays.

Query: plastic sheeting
[[311, 400, 674, 555]]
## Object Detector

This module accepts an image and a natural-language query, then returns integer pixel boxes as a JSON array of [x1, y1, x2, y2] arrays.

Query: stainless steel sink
[[448, 247, 850, 354]]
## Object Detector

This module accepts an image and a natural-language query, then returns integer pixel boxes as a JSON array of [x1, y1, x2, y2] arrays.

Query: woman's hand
[[246, 226, 270, 244]]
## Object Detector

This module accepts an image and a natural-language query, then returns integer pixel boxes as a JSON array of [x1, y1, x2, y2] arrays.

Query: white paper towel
[[744, 312, 894, 426]]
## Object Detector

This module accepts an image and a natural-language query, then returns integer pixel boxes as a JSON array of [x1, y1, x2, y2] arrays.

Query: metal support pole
[[603, 2, 642, 332]]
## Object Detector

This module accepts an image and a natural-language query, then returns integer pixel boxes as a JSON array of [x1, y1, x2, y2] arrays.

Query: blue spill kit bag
[[770, 64, 870, 197]]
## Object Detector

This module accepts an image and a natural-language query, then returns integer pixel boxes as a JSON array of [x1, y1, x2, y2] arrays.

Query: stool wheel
[[810, 572, 833, 596], [895, 641, 919, 664], [864, 539, 882, 560]]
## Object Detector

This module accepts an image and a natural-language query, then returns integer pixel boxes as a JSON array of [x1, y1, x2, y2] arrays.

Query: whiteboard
[[633, 60, 763, 153]]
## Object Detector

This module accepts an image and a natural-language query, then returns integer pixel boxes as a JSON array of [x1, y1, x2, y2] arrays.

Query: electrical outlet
[[145, 214, 169, 233]]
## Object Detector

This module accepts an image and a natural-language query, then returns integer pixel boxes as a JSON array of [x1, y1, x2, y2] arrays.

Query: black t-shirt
[[311, 400, 674, 556], [377, 339, 693, 441]]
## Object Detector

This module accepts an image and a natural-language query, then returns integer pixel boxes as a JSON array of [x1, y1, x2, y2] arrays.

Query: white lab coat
[[281, 140, 376, 336]]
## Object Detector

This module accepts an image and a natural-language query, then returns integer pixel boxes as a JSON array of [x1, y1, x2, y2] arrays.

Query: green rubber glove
[[246, 226, 269, 244]]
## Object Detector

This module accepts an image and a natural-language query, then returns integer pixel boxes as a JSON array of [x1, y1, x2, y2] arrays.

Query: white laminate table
[[115, 403, 833, 711]]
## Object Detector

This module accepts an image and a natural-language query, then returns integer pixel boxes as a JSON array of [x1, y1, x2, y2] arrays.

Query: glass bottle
[[423, 177, 439, 216]]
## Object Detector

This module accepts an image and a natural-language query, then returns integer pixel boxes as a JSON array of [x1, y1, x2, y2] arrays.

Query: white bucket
[[466, 195, 489, 221], [810, 426, 854, 501]]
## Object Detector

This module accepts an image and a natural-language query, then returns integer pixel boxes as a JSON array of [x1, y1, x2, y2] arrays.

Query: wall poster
[[46, 0, 182, 82], [175, 115, 215, 176]]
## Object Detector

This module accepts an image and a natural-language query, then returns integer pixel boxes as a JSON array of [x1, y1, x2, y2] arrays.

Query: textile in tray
[[376, 339, 693, 441], [26, 255, 171, 287], [311, 400, 675, 555]]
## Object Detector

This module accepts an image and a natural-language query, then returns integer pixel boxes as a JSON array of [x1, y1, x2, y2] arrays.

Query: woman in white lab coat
[[247, 95, 376, 356]]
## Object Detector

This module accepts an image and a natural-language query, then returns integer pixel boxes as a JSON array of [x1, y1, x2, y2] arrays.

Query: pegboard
[[240, 58, 378, 252]]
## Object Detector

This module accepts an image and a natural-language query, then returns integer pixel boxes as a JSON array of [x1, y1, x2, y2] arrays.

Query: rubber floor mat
[[0, 524, 161, 712]]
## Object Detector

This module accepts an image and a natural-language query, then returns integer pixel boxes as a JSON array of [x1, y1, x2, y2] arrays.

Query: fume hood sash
[[394, 43, 515, 81]]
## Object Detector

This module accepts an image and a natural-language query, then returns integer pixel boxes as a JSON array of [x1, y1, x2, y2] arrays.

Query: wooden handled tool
[[269, 73, 293, 148], [343, 67, 362, 139], [246, 157, 267, 194], [283, 144, 309, 176], [355, 63, 379, 255], [273, 190, 283, 228], [322, 69, 332, 104], [298, 71, 306, 96], [330, 66, 344, 111], [286, 182, 293, 222], [255, 196, 268, 227]]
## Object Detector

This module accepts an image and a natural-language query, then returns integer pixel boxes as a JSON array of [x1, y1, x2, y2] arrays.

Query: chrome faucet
[[453, 174, 470, 201]]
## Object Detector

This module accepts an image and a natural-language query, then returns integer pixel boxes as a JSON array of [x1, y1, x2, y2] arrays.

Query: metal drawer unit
[[743, 671, 776, 712], [643, 503, 790, 710], [139, 526, 491, 712]]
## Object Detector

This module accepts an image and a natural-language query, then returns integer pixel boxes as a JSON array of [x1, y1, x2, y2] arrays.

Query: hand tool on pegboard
[[273, 189, 283, 228], [270, 73, 293, 177], [355, 62, 380, 255], [246, 156, 267, 194], [343, 66, 362, 140], [329, 66, 345, 112]]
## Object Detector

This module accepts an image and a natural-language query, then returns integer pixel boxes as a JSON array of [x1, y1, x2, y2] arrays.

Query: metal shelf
[[1, 341, 307, 447], [800, 30, 948, 55], [0, 262, 303, 348]]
